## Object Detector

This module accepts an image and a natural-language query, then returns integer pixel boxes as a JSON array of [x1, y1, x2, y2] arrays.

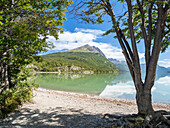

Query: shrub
[[0, 67, 39, 119], [0, 82, 38, 119]]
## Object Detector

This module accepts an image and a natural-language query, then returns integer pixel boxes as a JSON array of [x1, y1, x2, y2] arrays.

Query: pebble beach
[[1, 88, 170, 128]]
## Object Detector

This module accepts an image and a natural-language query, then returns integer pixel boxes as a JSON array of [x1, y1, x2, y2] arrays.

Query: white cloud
[[90, 42, 125, 59], [156, 76, 170, 86], [58, 31, 96, 43], [75, 28, 105, 35], [158, 59, 170, 68], [47, 28, 145, 60]]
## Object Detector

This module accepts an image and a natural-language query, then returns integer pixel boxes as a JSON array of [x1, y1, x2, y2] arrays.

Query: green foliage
[[161, 12, 170, 53], [0, 67, 39, 119], [0, 83, 38, 119], [0, 0, 71, 118], [76, 0, 106, 24], [33, 52, 118, 73], [0, 0, 71, 89], [161, 35, 170, 53]]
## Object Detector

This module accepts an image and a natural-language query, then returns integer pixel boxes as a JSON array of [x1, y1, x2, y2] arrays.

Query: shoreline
[[1, 88, 170, 128], [33, 71, 119, 74], [35, 71, 59, 73], [36, 88, 170, 109]]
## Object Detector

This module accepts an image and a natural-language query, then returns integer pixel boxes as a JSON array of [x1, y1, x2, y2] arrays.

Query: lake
[[32, 72, 170, 103]]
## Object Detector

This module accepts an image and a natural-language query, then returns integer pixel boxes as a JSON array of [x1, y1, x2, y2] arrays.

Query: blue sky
[[44, 1, 170, 68]]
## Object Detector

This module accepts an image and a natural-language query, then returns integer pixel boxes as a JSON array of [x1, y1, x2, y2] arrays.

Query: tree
[[0, 0, 72, 117], [72, 0, 169, 118], [0, 0, 72, 92]]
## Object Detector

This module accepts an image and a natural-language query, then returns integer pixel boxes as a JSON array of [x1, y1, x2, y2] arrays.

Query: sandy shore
[[1, 89, 170, 128]]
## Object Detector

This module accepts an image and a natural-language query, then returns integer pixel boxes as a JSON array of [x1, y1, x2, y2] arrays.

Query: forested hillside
[[34, 51, 118, 73]]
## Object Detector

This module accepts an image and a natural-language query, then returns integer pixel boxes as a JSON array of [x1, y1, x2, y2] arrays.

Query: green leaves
[[0, 0, 72, 113], [103, 29, 115, 36], [161, 34, 170, 53], [78, 1, 106, 24], [78, 0, 169, 52]]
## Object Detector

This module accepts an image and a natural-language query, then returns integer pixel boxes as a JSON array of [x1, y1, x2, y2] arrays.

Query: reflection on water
[[100, 81, 136, 99], [32, 71, 170, 103], [152, 76, 170, 103], [32, 73, 117, 95], [100, 73, 170, 103]]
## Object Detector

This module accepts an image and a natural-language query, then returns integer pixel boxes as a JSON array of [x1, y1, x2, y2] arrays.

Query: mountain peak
[[68, 44, 106, 58]]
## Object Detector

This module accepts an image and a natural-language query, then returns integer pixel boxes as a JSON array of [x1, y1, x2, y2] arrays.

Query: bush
[[0, 82, 38, 119]]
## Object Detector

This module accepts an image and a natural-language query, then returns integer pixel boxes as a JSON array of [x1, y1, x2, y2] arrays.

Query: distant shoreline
[[34, 71, 119, 74], [35, 72, 59, 73]]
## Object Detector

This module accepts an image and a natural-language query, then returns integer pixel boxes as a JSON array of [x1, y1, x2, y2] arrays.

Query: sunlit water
[[31, 72, 170, 103]]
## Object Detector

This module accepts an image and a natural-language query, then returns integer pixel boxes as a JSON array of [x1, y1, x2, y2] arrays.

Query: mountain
[[67, 44, 106, 57], [109, 58, 170, 79], [33, 45, 119, 74], [109, 58, 129, 71]]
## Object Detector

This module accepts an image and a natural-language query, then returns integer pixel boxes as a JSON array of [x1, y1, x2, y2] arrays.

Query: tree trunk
[[136, 87, 154, 116], [0, 63, 9, 93], [0, 46, 9, 93]]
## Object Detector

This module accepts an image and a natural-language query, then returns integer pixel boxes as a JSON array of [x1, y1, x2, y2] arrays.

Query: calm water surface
[[32, 73, 117, 95], [32, 72, 170, 103]]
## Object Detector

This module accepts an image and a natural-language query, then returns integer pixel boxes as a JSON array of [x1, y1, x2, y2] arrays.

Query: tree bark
[[136, 85, 154, 115], [0, 60, 9, 93]]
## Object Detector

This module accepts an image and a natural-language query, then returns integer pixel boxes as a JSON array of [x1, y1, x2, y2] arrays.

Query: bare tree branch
[[119, 29, 133, 59], [137, 0, 151, 71], [102, 0, 133, 61], [100, 0, 142, 91], [125, 0, 143, 90], [146, 4, 167, 89], [144, 0, 154, 82]]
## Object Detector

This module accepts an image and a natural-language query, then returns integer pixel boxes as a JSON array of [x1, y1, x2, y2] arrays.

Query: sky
[[43, 1, 170, 68]]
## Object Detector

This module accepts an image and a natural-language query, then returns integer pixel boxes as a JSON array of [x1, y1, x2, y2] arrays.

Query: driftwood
[[103, 111, 170, 128]]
